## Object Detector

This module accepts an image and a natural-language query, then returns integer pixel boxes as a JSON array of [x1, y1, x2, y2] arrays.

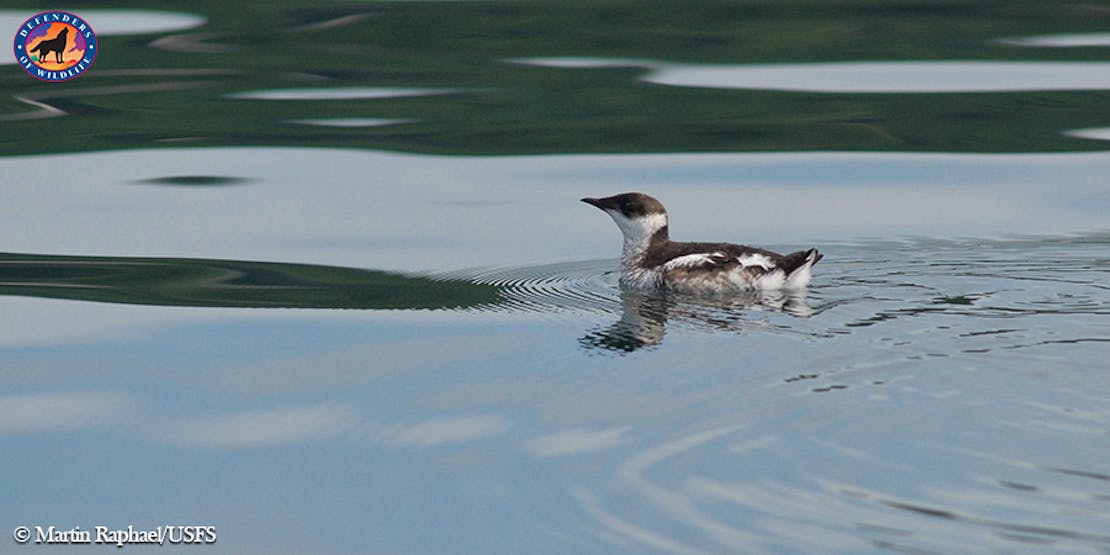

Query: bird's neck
[[621, 226, 669, 268]]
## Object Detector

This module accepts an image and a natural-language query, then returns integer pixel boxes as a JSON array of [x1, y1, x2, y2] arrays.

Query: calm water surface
[[2, 2, 1109, 554]]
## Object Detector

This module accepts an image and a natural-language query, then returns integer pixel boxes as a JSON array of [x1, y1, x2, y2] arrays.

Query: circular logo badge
[[13, 11, 97, 82]]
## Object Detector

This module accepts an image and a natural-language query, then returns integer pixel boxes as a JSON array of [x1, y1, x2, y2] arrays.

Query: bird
[[581, 192, 822, 293]]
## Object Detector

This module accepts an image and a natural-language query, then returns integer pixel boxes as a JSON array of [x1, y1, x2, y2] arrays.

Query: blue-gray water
[[3, 3, 1110, 554]]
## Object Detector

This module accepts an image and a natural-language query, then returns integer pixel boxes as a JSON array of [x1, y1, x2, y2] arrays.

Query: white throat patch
[[608, 211, 667, 254]]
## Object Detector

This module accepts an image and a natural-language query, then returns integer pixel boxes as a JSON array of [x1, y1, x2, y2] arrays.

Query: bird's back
[[637, 240, 822, 292]]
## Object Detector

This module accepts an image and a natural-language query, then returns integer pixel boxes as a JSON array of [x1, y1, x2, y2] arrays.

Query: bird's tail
[[780, 248, 821, 288]]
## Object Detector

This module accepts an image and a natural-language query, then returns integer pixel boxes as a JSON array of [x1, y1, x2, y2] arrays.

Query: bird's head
[[581, 192, 669, 249]]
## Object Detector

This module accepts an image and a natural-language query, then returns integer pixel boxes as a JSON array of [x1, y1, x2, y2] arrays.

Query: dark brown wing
[[654, 244, 778, 286], [643, 241, 783, 269]]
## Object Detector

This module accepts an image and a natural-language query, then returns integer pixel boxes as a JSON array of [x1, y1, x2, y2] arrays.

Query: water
[[2, 2, 1109, 554]]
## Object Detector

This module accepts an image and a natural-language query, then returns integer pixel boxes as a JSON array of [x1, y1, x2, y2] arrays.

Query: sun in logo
[[13, 11, 97, 82]]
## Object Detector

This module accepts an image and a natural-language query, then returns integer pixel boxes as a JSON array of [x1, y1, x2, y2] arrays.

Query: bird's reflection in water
[[579, 288, 814, 353]]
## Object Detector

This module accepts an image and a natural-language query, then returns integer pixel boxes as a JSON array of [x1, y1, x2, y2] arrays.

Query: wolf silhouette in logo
[[29, 27, 69, 64]]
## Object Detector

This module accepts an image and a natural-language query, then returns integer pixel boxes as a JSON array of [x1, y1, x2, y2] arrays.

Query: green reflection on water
[[3, 1, 1110, 156], [135, 175, 249, 186], [0, 252, 500, 309]]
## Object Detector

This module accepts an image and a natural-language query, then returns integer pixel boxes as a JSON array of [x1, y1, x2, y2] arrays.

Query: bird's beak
[[581, 197, 606, 209]]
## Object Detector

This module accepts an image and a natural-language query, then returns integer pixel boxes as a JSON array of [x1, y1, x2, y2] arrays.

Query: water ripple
[[463, 259, 621, 315], [451, 259, 823, 352], [3, 233, 1106, 358]]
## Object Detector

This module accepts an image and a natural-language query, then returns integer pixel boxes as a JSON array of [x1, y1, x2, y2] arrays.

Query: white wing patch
[[737, 253, 774, 270], [661, 252, 724, 271]]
